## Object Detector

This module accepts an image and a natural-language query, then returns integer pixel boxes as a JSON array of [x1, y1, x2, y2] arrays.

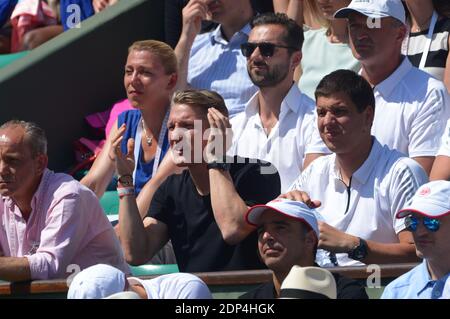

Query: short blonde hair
[[172, 89, 229, 118], [128, 40, 177, 75]]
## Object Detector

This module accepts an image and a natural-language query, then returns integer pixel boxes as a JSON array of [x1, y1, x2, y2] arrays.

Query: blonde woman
[[296, 0, 360, 98]]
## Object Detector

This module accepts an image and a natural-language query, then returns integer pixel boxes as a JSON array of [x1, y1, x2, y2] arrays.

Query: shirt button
[[433, 290, 441, 298]]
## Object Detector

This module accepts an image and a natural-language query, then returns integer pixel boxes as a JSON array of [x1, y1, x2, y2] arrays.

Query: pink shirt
[[0, 169, 129, 279], [105, 99, 133, 138]]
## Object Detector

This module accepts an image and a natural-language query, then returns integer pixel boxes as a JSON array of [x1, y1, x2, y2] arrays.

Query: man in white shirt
[[283, 70, 428, 266], [230, 13, 329, 192], [334, 0, 450, 175], [430, 119, 450, 181]]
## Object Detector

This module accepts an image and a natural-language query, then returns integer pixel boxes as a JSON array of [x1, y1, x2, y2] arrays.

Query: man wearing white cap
[[239, 199, 368, 299], [430, 119, 450, 181], [334, 0, 449, 175], [67, 264, 212, 299], [382, 181, 450, 299]]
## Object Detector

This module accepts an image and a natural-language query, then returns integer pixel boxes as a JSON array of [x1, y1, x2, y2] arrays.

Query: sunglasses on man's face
[[240, 42, 296, 58], [404, 215, 441, 232]]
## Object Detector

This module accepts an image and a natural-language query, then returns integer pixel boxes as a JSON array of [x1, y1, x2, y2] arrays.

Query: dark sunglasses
[[405, 215, 441, 232], [240, 42, 297, 58]]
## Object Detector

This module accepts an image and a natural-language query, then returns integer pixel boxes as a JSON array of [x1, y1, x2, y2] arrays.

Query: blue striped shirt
[[188, 24, 257, 117]]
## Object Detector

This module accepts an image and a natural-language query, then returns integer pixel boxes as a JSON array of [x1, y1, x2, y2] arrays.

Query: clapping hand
[[111, 124, 135, 177]]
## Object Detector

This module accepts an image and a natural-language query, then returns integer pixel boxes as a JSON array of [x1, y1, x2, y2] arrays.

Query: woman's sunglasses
[[405, 215, 441, 232], [240, 42, 296, 58]]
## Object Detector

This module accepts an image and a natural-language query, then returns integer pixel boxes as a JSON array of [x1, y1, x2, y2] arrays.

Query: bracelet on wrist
[[117, 186, 135, 199]]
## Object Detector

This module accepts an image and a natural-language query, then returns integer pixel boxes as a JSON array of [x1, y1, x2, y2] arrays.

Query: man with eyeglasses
[[229, 12, 329, 192], [382, 181, 450, 299]]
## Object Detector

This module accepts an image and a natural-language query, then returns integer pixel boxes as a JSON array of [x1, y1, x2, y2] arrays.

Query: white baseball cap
[[245, 198, 320, 238], [334, 0, 406, 24], [280, 266, 337, 299], [396, 181, 450, 218], [67, 264, 126, 299], [127, 273, 212, 299]]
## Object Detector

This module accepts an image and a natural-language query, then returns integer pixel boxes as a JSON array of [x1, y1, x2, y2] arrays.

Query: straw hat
[[280, 266, 337, 299]]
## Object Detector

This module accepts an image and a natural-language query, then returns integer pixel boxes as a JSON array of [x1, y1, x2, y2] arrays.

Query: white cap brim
[[396, 203, 450, 219], [334, 7, 390, 19]]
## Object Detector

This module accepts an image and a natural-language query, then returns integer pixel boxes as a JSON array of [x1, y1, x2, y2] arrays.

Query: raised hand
[[278, 190, 321, 208], [205, 107, 233, 162], [111, 124, 135, 177]]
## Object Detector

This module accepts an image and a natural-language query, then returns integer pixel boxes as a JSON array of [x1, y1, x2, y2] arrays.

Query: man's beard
[[248, 63, 289, 88]]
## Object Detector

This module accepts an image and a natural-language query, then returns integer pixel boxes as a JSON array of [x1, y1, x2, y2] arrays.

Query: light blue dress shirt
[[382, 260, 450, 299], [188, 24, 257, 118]]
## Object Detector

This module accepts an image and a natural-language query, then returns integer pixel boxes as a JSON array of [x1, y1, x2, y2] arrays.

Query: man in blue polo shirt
[[382, 181, 450, 299]]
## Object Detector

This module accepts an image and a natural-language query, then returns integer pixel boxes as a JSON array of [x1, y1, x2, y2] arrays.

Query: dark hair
[[315, 70, 375, 113], [0, 120, 47, 157], [433, 0, 450, 18], [172, 89, 229, 118], [251, 12, 304, 52]]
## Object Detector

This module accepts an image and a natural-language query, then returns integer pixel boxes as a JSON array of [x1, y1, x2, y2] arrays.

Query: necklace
[[141, 119, 153, 146]]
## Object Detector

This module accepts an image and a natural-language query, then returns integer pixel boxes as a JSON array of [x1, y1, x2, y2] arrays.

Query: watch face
[[118, 175, 133, 185]]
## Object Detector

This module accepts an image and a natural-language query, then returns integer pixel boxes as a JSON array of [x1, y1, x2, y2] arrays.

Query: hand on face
[[182, 0, 211, 40], [205, 107, 233, 163], [111, 124, 135, 176]]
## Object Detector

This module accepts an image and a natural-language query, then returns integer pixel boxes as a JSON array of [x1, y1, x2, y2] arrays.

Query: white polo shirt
[[289, 138, 428, 266], [437, 119, 450, 157], [230, 85, 329, 192], [371, 57, 450, 157]]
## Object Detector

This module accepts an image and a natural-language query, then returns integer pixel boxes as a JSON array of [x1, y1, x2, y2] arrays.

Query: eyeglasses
[[240, 42, 297, 58], [404, 215, 441, 232]]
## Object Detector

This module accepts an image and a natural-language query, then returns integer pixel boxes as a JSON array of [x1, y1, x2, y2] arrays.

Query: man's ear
[[304, 230, 317, 251], [35, 154, 48, 175], [291, 51, 302, 70], [363, 105, 374, 132], [167, 73, 178, 90]]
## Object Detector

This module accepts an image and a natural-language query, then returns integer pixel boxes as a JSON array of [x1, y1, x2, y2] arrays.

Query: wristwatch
[[117, 174, 133, 187], [207, 161, 231, 171], [347, 237, 368, 261]]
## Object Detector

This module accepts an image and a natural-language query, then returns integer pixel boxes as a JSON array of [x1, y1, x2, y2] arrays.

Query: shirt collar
[[282, 84, 302, 115], [244, 84, 302, 116], [31, 169, 51, 210], [1, 169, 51, 217], [352, 138, 382, 185], [374, 56, 412, 98], [331, 137, 382, 185], [416, 260, 436, 297], [210, 23, 251, 46]]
